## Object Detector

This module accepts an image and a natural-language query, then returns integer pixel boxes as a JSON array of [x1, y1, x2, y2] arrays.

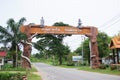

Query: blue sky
[[0, 0, 120, 52]]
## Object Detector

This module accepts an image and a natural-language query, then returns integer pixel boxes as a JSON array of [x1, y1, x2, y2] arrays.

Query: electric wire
[[100, 18, 120, 35], [104, 18, 120, 30], [98, 13, 120, 36], [99, 13, 120, 30]]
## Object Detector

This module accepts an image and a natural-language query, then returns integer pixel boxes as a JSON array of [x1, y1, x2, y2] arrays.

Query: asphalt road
[[33, 63, 120, 80]]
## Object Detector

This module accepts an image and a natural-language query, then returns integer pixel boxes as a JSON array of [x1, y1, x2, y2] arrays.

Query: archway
[[20, 24, 100, 69]]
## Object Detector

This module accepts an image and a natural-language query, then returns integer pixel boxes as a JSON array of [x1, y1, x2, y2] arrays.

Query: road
[[33, 63, 120, 80]]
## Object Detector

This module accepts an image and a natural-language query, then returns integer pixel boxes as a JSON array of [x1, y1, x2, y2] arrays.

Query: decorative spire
[[77, 19, 82, 28], [40, 17, 44, 27]]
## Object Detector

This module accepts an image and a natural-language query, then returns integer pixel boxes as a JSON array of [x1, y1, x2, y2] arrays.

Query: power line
[[100, 18, 120, 33], [99, 14, 120, 30], [102, 19, 120, 36], [104, 18, 120, 30]]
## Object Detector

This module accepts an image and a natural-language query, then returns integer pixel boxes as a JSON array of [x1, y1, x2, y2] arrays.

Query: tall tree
[[97, 32, 111, 58], [74, 32, 111, 64], [0, 17, 27, 67], [34, 22, 71, 65], [52, 22, 71, 65], [74, 38, 90, 64]]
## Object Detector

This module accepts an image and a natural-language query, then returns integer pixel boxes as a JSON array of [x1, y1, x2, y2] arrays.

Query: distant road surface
[[33, 63, 120, 80]]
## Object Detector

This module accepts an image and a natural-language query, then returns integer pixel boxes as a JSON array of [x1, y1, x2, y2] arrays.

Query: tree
[[74, 38, 90, 64], [34, 22, 71, 65], [0, 17, 27, 67], [97, 32, 111, 58], [74, 32, 111, 65], [67, 52, 78, 66], [52, 22, 71, 65]]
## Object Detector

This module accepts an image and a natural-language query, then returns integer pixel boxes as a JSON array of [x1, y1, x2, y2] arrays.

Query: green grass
[[30, 65, 38, 72], [28, 73, 42, 80], [0, 72, 26, 80], [31, 58, 57, 65], [0, 71, 42, 80], [0, 63, 42, 80], [59, 65, 120, 76], [1, 64, 26, 71], [25, 66, 42, 80], [0, 72, 42, 80], [78, 66, 120, 75]]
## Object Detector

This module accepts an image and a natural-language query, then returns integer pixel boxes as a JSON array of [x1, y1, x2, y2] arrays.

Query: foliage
[[74, 38, 90, 64], [74, 32, 111, 65], [0, 72, 25, 80], [0, 17, 27, 46], [110, 64, 118, 70], [30, 55, 42, 62], [53, 22, 69, 26], [78, 66, 120, 75], [0, 72, 41, 80], [0, 17, 27, 67], [97, 31, 111, 58], [59, 64, 120, 75], [1, 64, 26, 71], [34, 22, 71, 65], [27, 73, 42, 80], [74, 47, 82, 55], [66, 52, 78, 66], [5, 51, 22, 62], [34, 53, 41, 59], [99, 64, 107, 69]]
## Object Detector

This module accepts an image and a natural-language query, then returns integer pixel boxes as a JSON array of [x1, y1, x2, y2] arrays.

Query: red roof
[[0, 52, 7, 57]]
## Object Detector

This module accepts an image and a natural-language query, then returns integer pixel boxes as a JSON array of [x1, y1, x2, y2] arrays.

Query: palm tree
[[0, 17, 27, 67]]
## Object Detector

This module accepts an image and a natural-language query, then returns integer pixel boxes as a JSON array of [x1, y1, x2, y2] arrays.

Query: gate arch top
[[20, 25, 98, 35]]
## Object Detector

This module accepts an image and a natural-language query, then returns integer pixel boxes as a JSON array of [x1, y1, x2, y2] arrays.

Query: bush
[[99, 64, 106, 69], [110, 64, 117, 70], [1, 64, 26, 71], [66, 53, 78, 66], [0, 72, 26, 80], [67, 62, 74, 66], [81, 62, 87, 66]]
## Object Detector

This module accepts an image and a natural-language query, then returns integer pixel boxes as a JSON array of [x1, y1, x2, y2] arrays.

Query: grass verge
[[0, 64, 42, 80], [28, 73, 42, 80], [78, 66, 120, 75], [58, 65, 120, 76]]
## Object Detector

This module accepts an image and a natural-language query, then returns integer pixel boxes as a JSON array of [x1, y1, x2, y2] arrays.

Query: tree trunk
[[15, 45, 18, 67], [13, 53, 16, 68], [22, 43, 31, 69], [59, 55, 62, 65]]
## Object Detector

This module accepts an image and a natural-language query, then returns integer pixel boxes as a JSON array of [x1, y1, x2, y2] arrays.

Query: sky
[[0, 0, 120, 53]]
